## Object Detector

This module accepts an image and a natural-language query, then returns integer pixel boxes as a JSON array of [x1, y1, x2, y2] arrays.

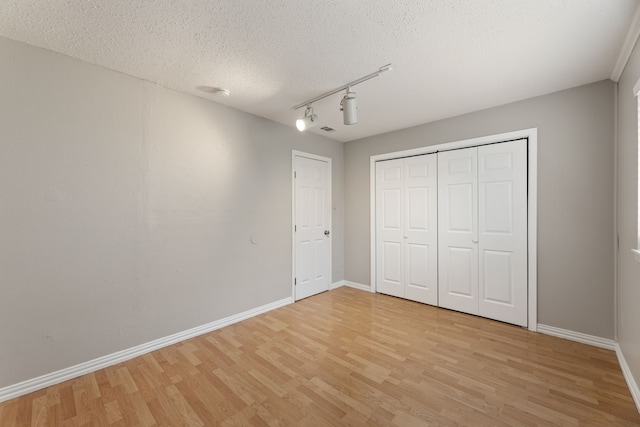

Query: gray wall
[[344, 80, 615, 339], [0, 37, 344, 388], [616, 38, 640, 394]]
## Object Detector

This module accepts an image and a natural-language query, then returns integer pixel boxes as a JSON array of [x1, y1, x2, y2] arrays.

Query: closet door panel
[[381, 241, 402, 286], [438, 148, 479, 315], [478, 140, 528, 326], [446, 246, 475, 297], [376, 159, 404, 298], [404, 154, 438, 305]]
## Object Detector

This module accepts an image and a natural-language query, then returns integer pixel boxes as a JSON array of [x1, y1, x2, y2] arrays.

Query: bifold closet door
[[376, 155, 438, 305], [477, 141, 527, 326], [438, 140, 528, 326], [437, 148, 479, 315], [404, 155, 438, 305], [376, 158, 404, 298]]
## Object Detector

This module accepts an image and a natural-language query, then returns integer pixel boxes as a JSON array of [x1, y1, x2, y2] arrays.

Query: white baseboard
[[330, 280, 345, 290], [343, 281, 372, 292], [537, 324, 616, 350], [534, 325, 640, 413], [0, 296, 293, 404], [615, 343, 640, 413]]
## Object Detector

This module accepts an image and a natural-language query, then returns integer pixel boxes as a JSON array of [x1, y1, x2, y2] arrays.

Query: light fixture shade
[[296, 113, 318, 131], [342, 92, 357, 125]]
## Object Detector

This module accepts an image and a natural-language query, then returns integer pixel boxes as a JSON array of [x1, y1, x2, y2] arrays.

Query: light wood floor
[[1, 287, 639, 426]]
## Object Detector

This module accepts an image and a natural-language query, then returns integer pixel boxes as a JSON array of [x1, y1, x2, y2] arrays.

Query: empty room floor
[[1, 286, 638, 426]]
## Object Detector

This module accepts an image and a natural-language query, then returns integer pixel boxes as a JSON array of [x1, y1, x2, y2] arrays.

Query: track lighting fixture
[[292, 64, 392, 131], [295, 106, 318, 131], [341, 89, 357, 125]]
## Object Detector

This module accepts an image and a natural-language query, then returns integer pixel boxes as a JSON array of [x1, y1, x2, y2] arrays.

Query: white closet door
[[376, 158, 405, 298], [438, 148, 479, 315], [478, 140, 528, 326], [404, 155, 438, 305]]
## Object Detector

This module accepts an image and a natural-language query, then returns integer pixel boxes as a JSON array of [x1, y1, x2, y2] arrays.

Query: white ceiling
[[0, 0, 638, 142]]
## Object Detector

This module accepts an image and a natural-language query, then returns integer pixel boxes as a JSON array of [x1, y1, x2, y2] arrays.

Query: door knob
[[404, 235, 408, 239], [324, 230, 330, 236], [472, 239, 479, 244]]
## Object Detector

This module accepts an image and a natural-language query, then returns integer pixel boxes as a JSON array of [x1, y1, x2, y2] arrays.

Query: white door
[[438, 141, 528, 326], [438, 148, 479, 314], [294, 155, 331, 301], [478, 140, 528, 326], [404, 155, 438, 305], [376, 154, 438, 305], [376, 158, 404, 298]]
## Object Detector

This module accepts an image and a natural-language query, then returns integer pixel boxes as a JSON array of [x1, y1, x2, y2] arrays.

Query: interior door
[[478, 140, 528, 326], [438, 147, 479, 315], [376, 155, 438, 304], [404, 155, 438, 305], [294, 155, 331, 301], [375, 158, 405, 298]]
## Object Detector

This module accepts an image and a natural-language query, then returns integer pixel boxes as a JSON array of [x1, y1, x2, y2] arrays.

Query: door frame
[[369, 128, 538, 331], [292, 150, 332, 301]]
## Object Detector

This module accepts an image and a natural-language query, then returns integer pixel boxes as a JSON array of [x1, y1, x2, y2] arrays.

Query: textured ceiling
[[0, 0, 638, 142]]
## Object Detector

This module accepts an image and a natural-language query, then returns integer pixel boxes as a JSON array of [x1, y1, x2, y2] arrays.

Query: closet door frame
[[369, 128, 538, 332]]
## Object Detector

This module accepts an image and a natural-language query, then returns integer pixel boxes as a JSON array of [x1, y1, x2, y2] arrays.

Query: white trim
[[370, 128, 538, 331], [370, 128, 537, 161], [614, 83, 619, 341], [330, 280, 345, 290], [612, 2, 640, 82], [634, 75, 640, 98], [537, 324, 616, 350], [0, 296, 292, 404], [632, 248, 640, 263], [292, 153, 296, 301], [635, 92, 640, 258], [615, 343, 640, 413], [292, 151, 332, 302], [527, 132, 538, 332], [369, 153, 377, 298], [344, 281, 373, 292]]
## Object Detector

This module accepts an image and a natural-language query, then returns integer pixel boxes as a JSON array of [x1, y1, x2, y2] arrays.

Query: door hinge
[[295, 225, 297, 232], [294, 278, 297, 285], [294, 171, 297, 178]]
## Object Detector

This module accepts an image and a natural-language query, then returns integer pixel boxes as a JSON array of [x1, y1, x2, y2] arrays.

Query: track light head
[[296, 106, 318, 131], [341, 91, 357, 125]]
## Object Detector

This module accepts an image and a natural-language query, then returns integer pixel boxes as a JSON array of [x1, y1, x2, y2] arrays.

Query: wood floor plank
[[1, 287, 639, 426], [29, 395, 46, 427]]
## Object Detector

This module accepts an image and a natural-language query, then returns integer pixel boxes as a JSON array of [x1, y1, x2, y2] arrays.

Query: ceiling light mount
[[295, 105, 318, 131], [197, 86, 231, 97], [292, 63, 392, 131]]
